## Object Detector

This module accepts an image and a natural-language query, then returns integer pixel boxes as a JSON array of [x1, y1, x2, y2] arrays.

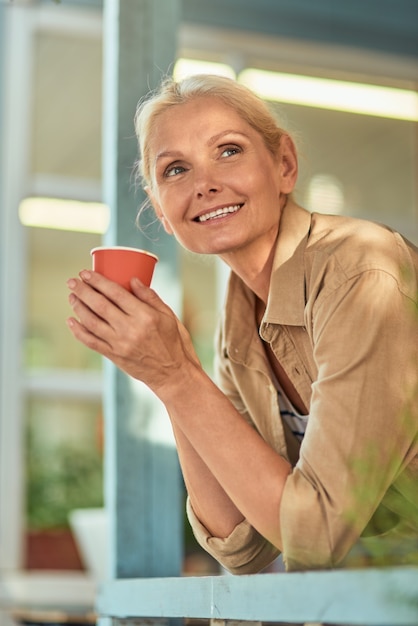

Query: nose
[[196, 186, 218, 198], [194, 165, 222, 198]]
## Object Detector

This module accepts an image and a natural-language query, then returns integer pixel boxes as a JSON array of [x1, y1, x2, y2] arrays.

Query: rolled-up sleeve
[[186, 497, 280, 574]]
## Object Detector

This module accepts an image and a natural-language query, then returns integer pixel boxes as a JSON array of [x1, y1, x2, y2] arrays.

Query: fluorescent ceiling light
[[19, 197, 110, 234], [239, 68, 418, 121], [174, 58, 236, 80]]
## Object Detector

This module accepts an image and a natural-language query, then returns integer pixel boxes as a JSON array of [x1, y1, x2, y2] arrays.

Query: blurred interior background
[[0, 0, 417, 608]]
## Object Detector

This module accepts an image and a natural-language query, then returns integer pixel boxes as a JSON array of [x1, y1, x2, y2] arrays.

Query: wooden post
[[102, 0, 182, 579], [0, 3, 31, 572]]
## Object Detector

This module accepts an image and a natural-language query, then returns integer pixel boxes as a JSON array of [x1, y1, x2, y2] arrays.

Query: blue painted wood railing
[[97, 566, 418, 625]]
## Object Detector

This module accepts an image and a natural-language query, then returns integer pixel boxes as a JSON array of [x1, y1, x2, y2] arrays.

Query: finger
[[74, 272, 170, 321], [67, 274, 131, 327], [68, 291, 114, 340], [67, 275, 164, 360], [75, 270, 139, 314], [66, 315, 112, 356]]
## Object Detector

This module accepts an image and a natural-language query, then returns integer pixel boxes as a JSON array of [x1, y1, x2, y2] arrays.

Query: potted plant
[[25, 434, 104, 570]]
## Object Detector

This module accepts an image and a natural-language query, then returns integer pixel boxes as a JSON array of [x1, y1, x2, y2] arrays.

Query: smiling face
[[146, 96, 297, 261]]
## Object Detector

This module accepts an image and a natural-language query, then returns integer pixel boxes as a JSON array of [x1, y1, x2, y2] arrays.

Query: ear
[[278, 134, 298, 194], [145, 186, 174, 236]]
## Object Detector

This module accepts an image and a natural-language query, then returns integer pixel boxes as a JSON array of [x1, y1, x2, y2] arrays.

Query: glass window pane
[[25, 227, 102, 370], [30, 31, 102, 180], [272, 103, 417, 242]]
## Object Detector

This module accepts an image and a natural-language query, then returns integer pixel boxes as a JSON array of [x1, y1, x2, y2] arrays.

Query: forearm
[[157, 361, 292, 549], [172, 422, 245, 538]]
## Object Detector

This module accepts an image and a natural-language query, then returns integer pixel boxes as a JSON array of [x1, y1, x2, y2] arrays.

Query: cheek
[[242, 167, 278, 199], [155, 190, 184, 235], [158, 181, 190, 216]]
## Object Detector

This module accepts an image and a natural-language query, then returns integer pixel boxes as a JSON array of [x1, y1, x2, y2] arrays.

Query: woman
[[67, 74, 418, 572]]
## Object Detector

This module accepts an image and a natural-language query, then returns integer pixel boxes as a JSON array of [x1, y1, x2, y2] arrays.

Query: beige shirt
[[187, 203, 418, 572]]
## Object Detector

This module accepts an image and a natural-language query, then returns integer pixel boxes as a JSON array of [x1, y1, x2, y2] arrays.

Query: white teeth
[[197, 205, 241, 222]]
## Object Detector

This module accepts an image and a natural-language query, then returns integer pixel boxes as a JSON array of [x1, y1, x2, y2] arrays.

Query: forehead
[[150, 96, 255, 152]]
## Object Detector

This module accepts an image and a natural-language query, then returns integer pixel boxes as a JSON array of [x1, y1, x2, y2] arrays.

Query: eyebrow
[[155, 129, 250, 163], [207, 129, 250, 146], [155, 150, 182, 163]]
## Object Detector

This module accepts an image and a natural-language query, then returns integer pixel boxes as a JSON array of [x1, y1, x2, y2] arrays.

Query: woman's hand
[[66, 270, 200, 396]]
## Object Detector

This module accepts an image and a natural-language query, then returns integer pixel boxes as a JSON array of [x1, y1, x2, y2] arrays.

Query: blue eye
[[165, 164, 186, 177], [221, 146, 241, 158]]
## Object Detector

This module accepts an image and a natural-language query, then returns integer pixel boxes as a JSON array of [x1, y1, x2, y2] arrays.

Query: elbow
[[280, 472, 361, 571], [213, 535, 281, 575]]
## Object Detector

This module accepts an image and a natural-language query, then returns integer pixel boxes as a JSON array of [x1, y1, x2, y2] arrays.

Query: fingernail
[[80, 270, 91, 281], [67, 279, 77, 289]]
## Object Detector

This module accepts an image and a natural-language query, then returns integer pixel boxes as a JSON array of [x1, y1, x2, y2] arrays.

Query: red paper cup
[[91, 246, 158, 290]]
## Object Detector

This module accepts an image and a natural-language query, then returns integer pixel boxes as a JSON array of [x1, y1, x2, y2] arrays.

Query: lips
[[195, 204, 242, 223]]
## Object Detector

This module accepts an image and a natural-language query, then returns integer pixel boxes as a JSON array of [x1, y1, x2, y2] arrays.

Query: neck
[[219, 195, 292, 303], [219, 227, 278, 303]]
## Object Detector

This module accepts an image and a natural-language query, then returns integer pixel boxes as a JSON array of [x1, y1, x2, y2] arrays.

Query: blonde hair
[[134, 73, 289, 191]]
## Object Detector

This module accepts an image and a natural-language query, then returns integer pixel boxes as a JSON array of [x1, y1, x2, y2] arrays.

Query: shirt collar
[[263, 201, 312, 326]]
